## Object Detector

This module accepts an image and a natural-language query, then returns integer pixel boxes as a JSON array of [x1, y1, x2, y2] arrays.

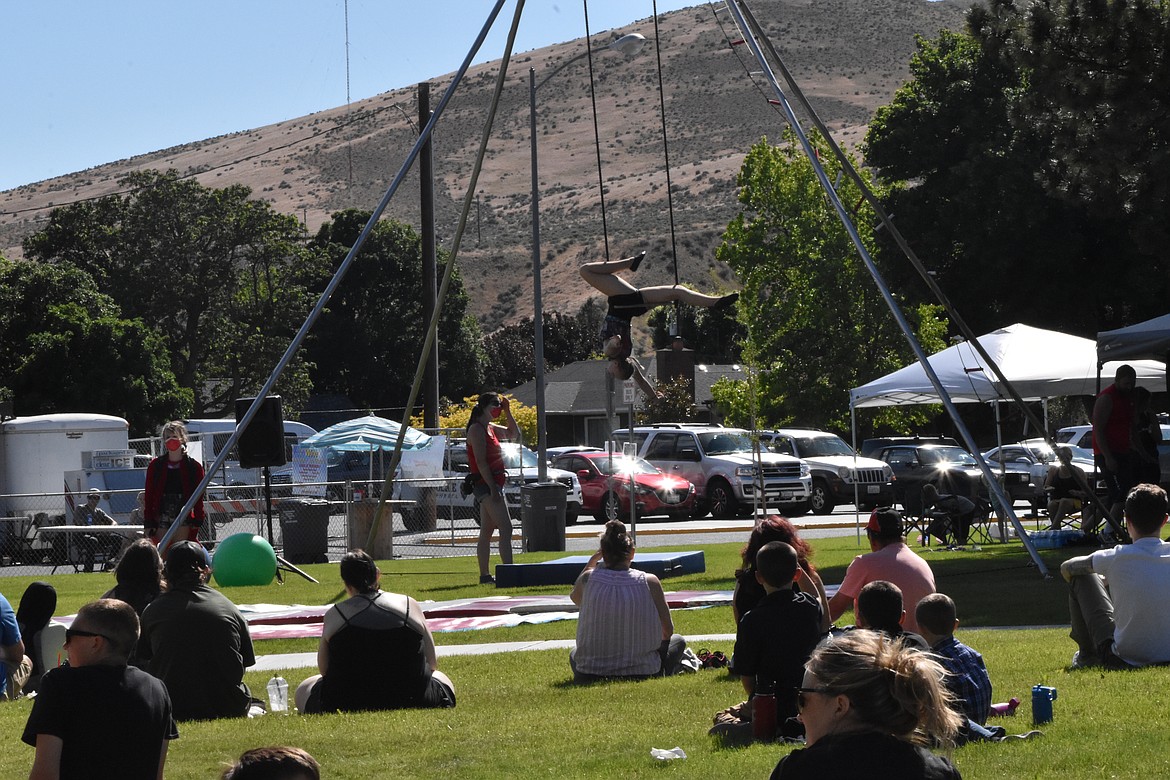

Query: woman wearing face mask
[[466, 393, 520, 584], [143, 420, 206, 553]]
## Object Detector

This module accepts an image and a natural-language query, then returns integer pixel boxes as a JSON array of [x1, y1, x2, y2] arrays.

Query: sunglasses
[[794, 686, 833, 710], [65, 628, 111, 643]]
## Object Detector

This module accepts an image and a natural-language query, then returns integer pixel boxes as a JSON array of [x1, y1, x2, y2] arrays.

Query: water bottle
[[752, 679, 777, 741], [267, 675, 289, 713], [989, 696, 1020, 717], [1032, 685, 1057, 724]]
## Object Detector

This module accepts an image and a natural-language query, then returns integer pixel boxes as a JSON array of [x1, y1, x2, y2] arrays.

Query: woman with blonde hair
[[772, 629, 963, 779]]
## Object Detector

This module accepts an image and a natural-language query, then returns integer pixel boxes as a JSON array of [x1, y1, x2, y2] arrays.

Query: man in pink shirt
[[827, 508, 937, 634]]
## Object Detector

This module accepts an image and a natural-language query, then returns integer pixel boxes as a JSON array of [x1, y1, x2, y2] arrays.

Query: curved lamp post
[[530, 33, 647, 480]]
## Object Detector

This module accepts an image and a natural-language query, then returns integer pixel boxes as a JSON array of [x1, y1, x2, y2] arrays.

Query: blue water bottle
[[1032, 685, 1057, 724]]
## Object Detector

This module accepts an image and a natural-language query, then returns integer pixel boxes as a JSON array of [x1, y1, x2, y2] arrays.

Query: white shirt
[[1092, 536, 1170, 665]]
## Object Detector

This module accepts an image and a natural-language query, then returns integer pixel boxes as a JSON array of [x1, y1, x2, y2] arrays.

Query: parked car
[[869, 441, 1029, 516], [859, 435, 959, 460], [980, 443, 1044, 507], [550, 451, 695, 522], [758, 429, 894, 513], [611, 424, 811, 519], [409, 442, 584, 525]]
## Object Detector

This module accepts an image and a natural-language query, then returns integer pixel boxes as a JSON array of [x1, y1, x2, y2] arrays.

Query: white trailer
[[0, 413, 130, 516]]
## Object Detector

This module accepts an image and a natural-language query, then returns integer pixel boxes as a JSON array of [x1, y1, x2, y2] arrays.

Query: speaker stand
[[262, 466, 275, 545], [276, 554, 318, 583]]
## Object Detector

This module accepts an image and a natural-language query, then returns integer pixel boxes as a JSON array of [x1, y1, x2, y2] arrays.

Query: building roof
[[509, 358, 746, 414]]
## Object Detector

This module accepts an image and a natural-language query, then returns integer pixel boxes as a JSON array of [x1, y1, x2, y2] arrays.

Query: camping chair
[[966, 498, 995, 545]]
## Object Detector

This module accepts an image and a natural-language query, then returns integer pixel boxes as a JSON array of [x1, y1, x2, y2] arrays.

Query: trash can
[[520, 483, 567, 552], [278, 498, 330, 564]]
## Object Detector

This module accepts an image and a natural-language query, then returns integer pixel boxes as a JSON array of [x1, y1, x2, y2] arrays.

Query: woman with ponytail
[[569, 520, 687, 682], [772, 629, 963, 779], [466, 393, 519, 584]]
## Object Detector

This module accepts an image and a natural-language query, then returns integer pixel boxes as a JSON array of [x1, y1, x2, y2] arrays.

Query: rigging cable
[[582, 0, 612, 263], [727, 0, 1111, 533]]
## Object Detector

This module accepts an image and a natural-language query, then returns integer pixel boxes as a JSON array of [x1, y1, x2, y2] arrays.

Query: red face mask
[[490, 407, 502, 419], [165, 438, 182, 452]]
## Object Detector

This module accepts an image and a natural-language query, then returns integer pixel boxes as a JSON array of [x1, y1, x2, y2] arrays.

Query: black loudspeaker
[[235, 396, 286, 469]]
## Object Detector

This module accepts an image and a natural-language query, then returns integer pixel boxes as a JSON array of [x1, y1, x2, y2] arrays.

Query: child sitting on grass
[[711, 541, 823, 742], [916, 592, 1041, 744]]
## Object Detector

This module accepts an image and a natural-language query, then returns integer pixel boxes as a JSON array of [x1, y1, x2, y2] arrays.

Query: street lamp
[[530, 33, 646, 480]]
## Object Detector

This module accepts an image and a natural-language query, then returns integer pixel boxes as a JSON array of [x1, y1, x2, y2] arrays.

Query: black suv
[[867, 439, 1029, 515]]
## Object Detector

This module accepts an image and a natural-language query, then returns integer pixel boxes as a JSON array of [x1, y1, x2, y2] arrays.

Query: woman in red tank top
[[467, 393, 520, 584]]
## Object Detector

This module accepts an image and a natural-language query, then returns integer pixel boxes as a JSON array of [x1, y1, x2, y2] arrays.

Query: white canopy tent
[[852, 323, 1165, 410]]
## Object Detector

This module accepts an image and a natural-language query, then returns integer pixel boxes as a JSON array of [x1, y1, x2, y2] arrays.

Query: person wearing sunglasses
[[22, 599, 177, 780], [772, 629, 963, 780]]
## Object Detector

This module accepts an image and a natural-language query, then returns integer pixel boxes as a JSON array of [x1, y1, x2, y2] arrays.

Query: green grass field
[[3, 537, 1168, 779]]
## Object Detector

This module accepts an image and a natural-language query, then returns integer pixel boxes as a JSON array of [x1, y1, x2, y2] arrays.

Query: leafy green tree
[[481, 301, 608, 389], [646, 302, 745, 363], [865, 0, 1170, 333], [0, 257, 188, 432], [717, 131, 947, 432], [306, 210, 483, 411], [23, 170, 326, 416], [637, 375, 699, 424]]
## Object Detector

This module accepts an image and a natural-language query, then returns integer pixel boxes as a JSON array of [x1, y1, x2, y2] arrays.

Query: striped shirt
[[574, 566, 662, 677]]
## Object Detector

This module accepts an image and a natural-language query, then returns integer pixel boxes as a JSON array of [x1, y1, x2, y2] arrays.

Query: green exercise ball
[[212, 533, 277, 587]]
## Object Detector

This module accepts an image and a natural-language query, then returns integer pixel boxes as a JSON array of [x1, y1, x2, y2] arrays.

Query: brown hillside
[[0, 0, 968, 333]]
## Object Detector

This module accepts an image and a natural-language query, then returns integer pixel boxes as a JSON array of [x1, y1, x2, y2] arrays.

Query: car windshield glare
[[499, 444, 539, 469], [799, 436, 855, 457], [925, 446, 976, 465], [595, 456, 658, 476], [699, 432, 752, 454]]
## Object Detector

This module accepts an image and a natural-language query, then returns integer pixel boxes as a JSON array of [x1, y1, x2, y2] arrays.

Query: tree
[[480, 301, 607, 389], [637, 376, 698, 424], [23, 170, 326, 416], [717, 130, 947, 431], [646, 302, 746, 363], [306, 210, 483, 411], [423, 395, 538, 444], [0, 257, 188, 432], [865, 0, 1170, 334]]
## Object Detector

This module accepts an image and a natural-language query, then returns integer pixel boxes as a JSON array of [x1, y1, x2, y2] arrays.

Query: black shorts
[[607, 291, 650, 319], [303, 674, 456, 713]]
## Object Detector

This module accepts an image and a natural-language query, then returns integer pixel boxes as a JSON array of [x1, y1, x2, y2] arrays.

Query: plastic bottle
[[267, 675, 289, 713], [752, 680, 777, 741], [1031, 685, 1057, 724], [989, 696, 1020, 716]]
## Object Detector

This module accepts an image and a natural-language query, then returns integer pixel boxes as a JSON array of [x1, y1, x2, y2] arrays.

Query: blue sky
[[1, 1, 695, 191]]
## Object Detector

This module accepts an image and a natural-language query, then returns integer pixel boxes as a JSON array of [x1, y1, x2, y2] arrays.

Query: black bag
[[459, 473, 476, 498]]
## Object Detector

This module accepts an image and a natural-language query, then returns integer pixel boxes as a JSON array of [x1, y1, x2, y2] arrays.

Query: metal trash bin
[[278, 498, 330, 564], [520, 483, 567, 552]]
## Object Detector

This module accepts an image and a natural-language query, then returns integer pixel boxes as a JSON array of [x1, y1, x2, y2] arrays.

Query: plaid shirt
[[932, 635, 992, 725]]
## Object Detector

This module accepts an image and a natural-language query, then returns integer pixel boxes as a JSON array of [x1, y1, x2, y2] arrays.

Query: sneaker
[[479, 574, 495, 585], [999, 730, 1044, 742], [1070, 650, 1098, 669], [712, 292, 739, 310]]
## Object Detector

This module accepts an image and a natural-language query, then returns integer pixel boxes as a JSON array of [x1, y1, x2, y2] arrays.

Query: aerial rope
[[718, 0, 1049, 575]]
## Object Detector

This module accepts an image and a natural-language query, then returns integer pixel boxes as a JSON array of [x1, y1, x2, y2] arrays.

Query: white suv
[[758, 429, 894, 513], [612, 424, 811, 519]]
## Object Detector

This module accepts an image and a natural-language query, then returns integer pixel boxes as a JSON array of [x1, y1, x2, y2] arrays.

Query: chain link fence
[[0, 478, 528, 577]]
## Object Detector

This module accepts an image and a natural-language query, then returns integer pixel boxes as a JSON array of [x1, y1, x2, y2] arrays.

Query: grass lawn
[[4, 536, 1167, 778]]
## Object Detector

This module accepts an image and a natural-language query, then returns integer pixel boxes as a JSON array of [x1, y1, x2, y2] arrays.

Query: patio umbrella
[[300, 415, 431, 452]]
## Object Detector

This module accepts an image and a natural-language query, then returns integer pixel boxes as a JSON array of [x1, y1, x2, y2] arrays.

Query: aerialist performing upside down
[[580, 251, 737, 396]]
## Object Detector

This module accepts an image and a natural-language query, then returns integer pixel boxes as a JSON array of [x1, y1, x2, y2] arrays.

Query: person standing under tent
[[467, 393, 520, 585], [1092, 364, 1137, 539]]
